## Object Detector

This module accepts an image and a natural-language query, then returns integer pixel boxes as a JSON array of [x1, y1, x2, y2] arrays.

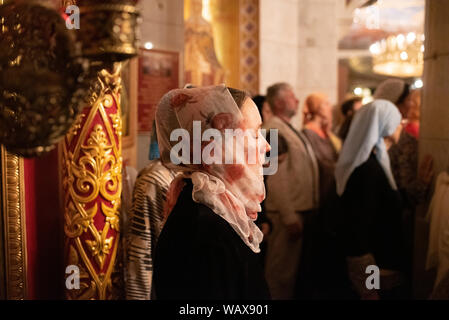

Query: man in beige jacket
[[263, 83, 319, 299]]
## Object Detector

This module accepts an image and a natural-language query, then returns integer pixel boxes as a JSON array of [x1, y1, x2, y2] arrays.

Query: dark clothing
[[338, 153, 405, 272], [389, 131, 428, 297], [302, 129, 338, 208], [295, 130, 348, 299], [389, 131, 428, 209], [338, 115, 354, 141], [153, 179, 271, 300]]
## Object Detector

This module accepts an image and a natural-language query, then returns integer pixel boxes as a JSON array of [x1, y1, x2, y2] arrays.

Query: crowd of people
[[123, 79, 437, 300]]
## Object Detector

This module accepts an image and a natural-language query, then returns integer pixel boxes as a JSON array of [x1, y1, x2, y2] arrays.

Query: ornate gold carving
[[76, 0, 140, 62], [66, 113, 86, 146], [110, 112, 123, 139], [85, 67, 122, 107], [0, 1, 88, 157], [62, 0, 77, 7], [67, 244, 98, 300], [1, 145, 27, 300], [85, 225, 114, 269], [62, 65, 122, 300]]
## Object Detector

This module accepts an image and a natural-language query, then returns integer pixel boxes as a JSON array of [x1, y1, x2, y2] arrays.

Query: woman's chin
[[247, 211, 258, 220]]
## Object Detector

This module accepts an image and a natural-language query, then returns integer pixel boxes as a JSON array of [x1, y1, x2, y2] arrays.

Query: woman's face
[[406, 91, 421, 122], [232, 98, 270, 218], [202, 96, 270, 219], [353, 100, 363, 112], [397, 98, 410, 119], [240, 98, 271, 166], [319, 99, 333, 128]]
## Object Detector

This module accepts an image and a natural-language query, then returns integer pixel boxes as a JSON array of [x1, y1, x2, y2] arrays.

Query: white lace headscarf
[[335, 99, 402, 196], [155, 84, 267, 253]]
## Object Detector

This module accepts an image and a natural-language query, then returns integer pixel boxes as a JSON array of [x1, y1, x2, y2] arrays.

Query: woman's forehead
[[240, 99, 262, 128]]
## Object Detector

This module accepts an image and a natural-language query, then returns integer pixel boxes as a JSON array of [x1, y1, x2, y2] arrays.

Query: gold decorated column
[[59, 0, 140, 300], [61, 66, 123, 300]]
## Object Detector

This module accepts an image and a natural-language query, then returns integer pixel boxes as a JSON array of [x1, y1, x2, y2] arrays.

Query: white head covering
[[373, 79, 406, 104], [155, 84, 266, 253], [335, 99, 402, 196]]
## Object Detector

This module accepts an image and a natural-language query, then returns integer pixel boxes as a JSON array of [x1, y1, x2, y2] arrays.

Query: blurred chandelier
[[369, 32, 424, 78], [353, 2, 380, 29]]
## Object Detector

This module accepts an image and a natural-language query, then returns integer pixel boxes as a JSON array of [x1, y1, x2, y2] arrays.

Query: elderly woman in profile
[[335, 99, 405, 300], [152, 85, 271, 300]]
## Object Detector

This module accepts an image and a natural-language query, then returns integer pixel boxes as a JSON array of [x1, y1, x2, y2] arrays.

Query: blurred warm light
[[407, 32, 416, 43], [353, 4, 380, 30], [400, 51, 408, 60], [397, 34, 405, 49], [413, 79, 423, 89], [202, 0, 212, 21], [369, 43, 381, 55], [352, 87, 373, 104], [362, 96, 374, 105], [354, 87, 363, 96], [371, 33, 424, 78], [144, 42, 154, 50]]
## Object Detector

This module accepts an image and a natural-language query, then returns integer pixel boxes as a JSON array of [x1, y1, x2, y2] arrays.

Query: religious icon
[[184, 0, 225, 86]]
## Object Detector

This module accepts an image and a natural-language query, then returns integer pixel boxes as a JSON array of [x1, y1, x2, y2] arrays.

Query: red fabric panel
[[24, 149, 64, 299], [24, 158, 36, 299]]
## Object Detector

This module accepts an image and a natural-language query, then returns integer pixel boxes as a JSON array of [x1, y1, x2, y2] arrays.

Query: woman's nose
[[265, 140, 271, 153]]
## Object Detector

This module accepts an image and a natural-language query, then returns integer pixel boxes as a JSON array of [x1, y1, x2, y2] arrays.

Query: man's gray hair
[[266, 82, 292, 110]]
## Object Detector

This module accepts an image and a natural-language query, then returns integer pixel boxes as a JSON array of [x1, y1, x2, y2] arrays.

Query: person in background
[[388, 89, 434, 297], [425, 169, 449, 299], [148, 121, 161, 160], [153, 85, 271, 299], [295, 93, 343, 298], [389, 89, 433, 200], [372, 81, 434, 206], [337, 97, 363, 141], [263, 83, 319, 299], [373, 78, 410, 118], [253, 94, 273, 124], [335, 100, 405, 300], [303, 93, 340, 206], [120, 164, 138, 298], [125, 124, 178, 300]]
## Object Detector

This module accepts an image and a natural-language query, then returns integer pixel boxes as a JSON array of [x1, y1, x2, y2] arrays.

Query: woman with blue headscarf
[[335, 99, 405, 300]]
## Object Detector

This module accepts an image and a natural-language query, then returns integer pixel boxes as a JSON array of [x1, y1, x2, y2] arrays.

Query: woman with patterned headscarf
[[152, 85, 271, 299], [335, 99, 405, 300]]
